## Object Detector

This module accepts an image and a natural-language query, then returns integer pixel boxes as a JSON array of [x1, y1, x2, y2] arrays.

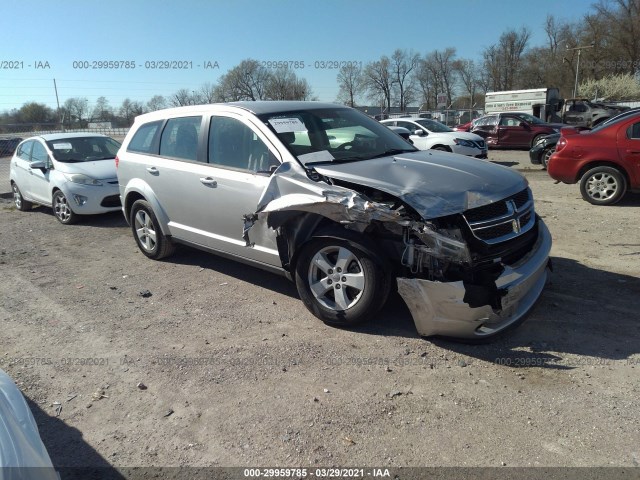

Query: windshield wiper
[[368, 148, 416, 159]]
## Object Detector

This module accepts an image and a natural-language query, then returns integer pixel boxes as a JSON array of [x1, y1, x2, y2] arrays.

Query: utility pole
[[566, 43, 595, 98], [53, 78, 63, 131]]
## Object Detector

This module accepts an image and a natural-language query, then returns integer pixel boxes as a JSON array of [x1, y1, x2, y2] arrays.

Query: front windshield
[[516, 113, 545, 125], [415, 119, 453, 133], [259, 108, 417, 165], [46, 136, 121, 162]]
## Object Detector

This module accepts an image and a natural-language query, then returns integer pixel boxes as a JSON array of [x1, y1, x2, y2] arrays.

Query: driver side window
[[31, 142, 49, 164]]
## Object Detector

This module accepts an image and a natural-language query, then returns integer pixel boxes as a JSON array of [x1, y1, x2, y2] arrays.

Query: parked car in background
[[117, 101, 551, 340], [529, 133, 559, 169], [548, 110, 640, 205], [387, 126, 413, 143], [472, 112, 562, 149], [561, 98, 627, 128], [0, 137, 22, 157], [0, 369, 58, 479], [10, 133, 121, 224], [380, 118, 487, 158], [453, 121, 472, 132]]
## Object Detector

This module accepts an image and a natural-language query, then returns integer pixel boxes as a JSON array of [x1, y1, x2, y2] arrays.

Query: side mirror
[[519, 122, 529, 128], [413, 129, 426, 136], [29, 160, 47, 170]]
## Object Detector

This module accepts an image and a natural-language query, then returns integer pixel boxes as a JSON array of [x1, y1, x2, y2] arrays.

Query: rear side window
[[17, 141, 33, 160], [160, 116, 202, 161], [628, 122, 640, 139], [128, 121, 162, 153]]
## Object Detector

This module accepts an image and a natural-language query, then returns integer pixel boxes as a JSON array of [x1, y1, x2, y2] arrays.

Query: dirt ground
[[0, 150, 639, 475]]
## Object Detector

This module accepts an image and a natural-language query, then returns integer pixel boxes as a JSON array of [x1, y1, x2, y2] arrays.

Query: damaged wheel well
[[275, 212, 393, 276]]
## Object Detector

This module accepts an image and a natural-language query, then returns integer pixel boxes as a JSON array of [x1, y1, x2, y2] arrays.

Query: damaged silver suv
[[116, 102, 552, 340]]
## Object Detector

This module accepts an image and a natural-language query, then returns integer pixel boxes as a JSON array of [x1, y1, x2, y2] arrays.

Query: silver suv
[[116, 102, 552, 340]]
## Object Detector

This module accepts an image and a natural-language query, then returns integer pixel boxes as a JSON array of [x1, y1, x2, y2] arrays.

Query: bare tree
[[363, 56, 396, 112], [119, 98, 144, 126], [453, 59, 480, 108], [390, 49, 420, 111], [420, 48, 457, 108], [63, 97, 89, 126], [169, 88, 198, 107], [483, 28, 531, 90], [92, 96, 112, 122], [414, 58, 437, 109], [214, 59, 270, 101], [146, 95, 167, 112], [594, 0, 640, 75], [198, 82, 217, 103], [336, 63, 363, 107]]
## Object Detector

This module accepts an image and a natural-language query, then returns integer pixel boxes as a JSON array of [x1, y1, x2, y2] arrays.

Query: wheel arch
[[577, 161, 631, 185], [274, 212, 393, 276], [122, 181, 171, 234]]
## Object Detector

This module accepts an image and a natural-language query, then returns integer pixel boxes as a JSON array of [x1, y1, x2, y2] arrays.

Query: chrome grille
[[463, 188, 535, 244]]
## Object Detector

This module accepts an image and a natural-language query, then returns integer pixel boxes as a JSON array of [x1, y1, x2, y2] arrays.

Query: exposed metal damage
[[242, 158, 552, 339]]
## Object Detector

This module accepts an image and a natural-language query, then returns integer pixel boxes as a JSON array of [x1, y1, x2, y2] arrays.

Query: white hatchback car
[[381, 118, 487, 158], [10, 133, 121, 224]]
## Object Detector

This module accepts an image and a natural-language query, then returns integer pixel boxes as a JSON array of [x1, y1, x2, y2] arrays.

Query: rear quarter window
[[127, 121, 163, 153]]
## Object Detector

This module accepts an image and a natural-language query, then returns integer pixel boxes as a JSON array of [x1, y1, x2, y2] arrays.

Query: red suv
[[472, 113, 561, 148], [547, 109, 640, 205]]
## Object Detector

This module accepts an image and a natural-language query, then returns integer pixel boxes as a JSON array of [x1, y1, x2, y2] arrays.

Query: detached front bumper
[[397, 220, 552, 339]]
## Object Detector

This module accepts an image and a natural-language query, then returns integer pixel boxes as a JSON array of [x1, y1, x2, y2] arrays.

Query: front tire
[[11, 182, 32, 211], [294, 237, 389, 327], [130, 199, 175, 259], [52, 190, 77, 224], [579, 166, 627, 205]]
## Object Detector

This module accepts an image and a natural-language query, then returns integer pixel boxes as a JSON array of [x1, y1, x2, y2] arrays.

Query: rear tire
[[294, 236, 389, 327], [432, 146, 450, 152], [130, 199, 175, 259], [579, 166, 627, 205], [11, 182, 32, 211]]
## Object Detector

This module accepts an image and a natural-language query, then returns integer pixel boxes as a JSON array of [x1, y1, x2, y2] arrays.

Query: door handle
[[199, 177, 217, 187], [625, 149, 640, 154], [146, 166, 159, 175]]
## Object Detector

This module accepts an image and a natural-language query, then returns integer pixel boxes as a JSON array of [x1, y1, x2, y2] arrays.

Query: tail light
[[115, 155, 119, 168], [555, 137, 567, 153]]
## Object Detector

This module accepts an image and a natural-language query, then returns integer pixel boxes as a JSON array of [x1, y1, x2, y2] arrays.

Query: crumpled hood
[[53, 159, 117, 180], [313, 151, 528, 218]]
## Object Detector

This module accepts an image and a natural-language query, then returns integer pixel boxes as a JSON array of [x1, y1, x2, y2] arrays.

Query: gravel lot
[[1, 150, 639, 475]]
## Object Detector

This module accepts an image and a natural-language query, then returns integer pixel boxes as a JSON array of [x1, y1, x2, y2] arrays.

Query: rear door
[[617, 119, 640, 186], [12, 140, 34, 196], [497, 115, 530, 147]]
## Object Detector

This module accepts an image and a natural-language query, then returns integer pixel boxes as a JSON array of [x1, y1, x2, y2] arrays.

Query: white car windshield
[[46, 137, 121, 163]]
